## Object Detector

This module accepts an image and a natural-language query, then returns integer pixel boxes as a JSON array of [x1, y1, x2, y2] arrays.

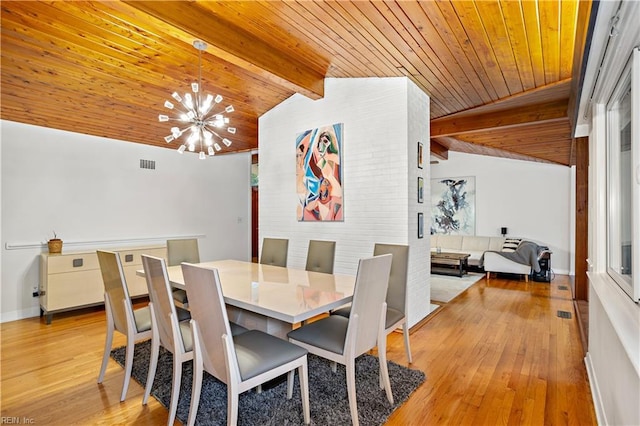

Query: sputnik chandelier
[[158, 40, 235, 159]]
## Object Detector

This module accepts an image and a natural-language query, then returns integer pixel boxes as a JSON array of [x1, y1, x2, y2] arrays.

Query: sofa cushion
[[502, 238, 523, 252], [437, 235, 463, 250], [489, 237, 506, 251], [461, 236, 491, 252]]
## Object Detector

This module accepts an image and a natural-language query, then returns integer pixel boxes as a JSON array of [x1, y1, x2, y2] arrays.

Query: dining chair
[[305, 239, 336, 274], [140, 254, 195, 426], [182, 263, 310, 426], [259, 237, 289, 267], [287, 254, 394, 426], [332, 243, 413, 363], [167, 238, 200, 308], [96, 250, 152, 402]]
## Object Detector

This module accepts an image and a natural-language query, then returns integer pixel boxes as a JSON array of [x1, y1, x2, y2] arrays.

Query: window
[[606, 48, 640, 301]]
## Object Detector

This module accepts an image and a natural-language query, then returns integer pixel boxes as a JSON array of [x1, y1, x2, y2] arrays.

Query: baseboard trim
[[585, 352, 607, 425]]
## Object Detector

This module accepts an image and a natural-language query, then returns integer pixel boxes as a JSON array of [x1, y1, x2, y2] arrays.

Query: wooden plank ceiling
[[0, 1, 581, 166]]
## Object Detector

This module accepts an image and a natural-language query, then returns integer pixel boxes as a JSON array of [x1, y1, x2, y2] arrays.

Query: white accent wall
[[1, 120, 251, 322], [431, 151, 574, 275], [258, 77, 431, 328]]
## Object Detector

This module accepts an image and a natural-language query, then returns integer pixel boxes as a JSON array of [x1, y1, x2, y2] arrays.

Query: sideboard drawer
[[46, 252, 100, 274]]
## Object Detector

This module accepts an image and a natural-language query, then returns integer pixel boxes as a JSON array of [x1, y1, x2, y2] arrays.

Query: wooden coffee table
[[431, 252, 470, 277]]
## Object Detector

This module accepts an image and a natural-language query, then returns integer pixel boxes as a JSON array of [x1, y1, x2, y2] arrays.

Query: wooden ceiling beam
[[121, 1, 325, 100], [430, 140, 449, 160], [430, 99, 568, 138]]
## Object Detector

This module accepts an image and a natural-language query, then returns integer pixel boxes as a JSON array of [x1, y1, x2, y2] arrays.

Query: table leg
[[226, 306, 292, 339]]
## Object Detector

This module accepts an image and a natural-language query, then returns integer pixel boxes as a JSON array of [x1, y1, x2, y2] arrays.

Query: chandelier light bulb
[[159, 40, 237, 158], [184, 93, 193, 109]]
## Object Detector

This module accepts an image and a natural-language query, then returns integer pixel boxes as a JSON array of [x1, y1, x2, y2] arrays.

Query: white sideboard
[[39, 245, 166, 324]]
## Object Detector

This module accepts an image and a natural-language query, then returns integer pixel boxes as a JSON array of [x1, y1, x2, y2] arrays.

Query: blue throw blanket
[[482, 240, 542, 272]]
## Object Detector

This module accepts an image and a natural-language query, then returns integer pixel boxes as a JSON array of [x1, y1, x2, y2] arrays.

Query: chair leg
[[331, 361, 337, 373], [143, 335, 160, 405], [187, 355, 203, 426], [167, 354, 182, 426], [120, 333, 135, 401], [97, 312, 114, 384], [402, 322, 413, 364], [286, 370, 295, 399], [346, 359, 359, 426], [299, 361, 310, 425], [378, 338, 394, 404], [227, 384, 239, 426]]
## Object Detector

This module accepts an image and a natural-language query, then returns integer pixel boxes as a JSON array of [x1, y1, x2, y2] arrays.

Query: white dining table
[[138, 259, 356, 338]]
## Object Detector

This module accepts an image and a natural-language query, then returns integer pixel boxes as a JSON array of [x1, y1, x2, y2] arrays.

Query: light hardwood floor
[[1, 274, 596, 425]]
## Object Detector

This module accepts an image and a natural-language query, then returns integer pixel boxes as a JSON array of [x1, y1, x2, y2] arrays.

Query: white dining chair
[[260, 237, 289, 267], [288, 254, 394, 426], [182, 262, 310, 426], [305, 239, 336, 274], [167, 238, 200, 308], [96, 250, 152, 402], [332, 243, 412, 363], [141, 254, 194, 426]]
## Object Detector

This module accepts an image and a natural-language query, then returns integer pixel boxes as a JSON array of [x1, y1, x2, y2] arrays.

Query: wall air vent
[[140, 159, 156, 170]]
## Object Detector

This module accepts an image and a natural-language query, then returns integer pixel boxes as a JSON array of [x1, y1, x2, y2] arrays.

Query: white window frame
[[606, 47, 640, 301]]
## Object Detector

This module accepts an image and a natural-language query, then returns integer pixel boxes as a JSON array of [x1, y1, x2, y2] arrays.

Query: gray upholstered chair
[[182, 263, 310, 426], [96, 250, 152, 402], [259, 237, 289, 267], [332, 243, 412, 363], [167, 238, 200, 308], [288, 254, 394, 426], [141, 254, 194, 426], [305, 239, 336, 274]]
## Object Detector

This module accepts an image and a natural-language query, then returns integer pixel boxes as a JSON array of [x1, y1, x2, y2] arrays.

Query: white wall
[[431, 151, 574, 275], [1, 120, 251, 322], [258, 77, 431, 327]]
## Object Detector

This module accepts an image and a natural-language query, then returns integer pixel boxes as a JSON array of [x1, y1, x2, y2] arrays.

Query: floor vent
[[558, 285, 569, 290], [557, 310, 572, 319], [140, 159, 156, 170]]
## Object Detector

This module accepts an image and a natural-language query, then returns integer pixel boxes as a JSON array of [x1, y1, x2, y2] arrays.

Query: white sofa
[[430, 234, 532, 280]]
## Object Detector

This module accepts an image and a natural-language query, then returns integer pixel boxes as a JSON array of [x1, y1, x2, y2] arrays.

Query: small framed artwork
[[417, 142, 424, 169], [418, 212, 424, 238], [418, 177, 424, 203]]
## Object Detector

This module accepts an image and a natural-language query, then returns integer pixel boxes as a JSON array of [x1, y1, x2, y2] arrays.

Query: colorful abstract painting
[[296, 123, 343, 221], [431, 176, 476, 235]]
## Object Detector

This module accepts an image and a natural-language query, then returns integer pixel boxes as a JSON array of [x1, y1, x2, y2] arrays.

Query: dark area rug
[[111, 339, 425, 425]]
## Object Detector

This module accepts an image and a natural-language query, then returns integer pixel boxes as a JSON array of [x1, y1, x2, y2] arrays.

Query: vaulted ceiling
[[1, 1, 586, 166]]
